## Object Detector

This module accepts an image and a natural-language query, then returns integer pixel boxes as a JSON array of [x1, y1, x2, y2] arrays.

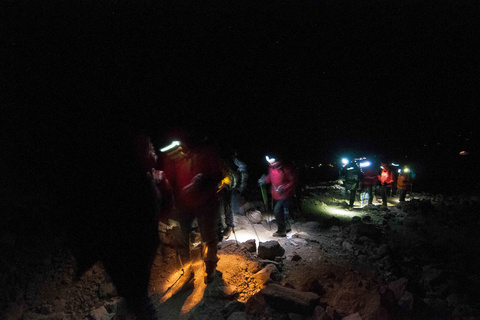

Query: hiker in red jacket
[[161, 134, 224, 283], [261, 156, 298, 237], [378, 162, 395, 208], [360, 161, 379, 206]]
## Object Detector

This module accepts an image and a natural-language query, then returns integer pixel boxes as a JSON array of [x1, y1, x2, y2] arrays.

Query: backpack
[[345, 168, 359, 183]]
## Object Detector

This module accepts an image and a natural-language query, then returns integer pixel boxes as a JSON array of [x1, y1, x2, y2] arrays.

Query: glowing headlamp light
[[359, 161, 371, 168], [341, 158, 349, 165], [266, 156, 276, 164], [160, 141, 181, 152]]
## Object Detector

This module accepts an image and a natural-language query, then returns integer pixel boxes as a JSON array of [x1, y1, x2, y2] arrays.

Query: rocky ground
[[1, 183, 480, 320]]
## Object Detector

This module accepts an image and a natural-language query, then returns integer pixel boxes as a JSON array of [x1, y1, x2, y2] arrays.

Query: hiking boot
[[205, 261, 217, 284], [223, 226, 232, 239], [273, 231, 286, 237], [286, 221, 292, 233], [205, 270, 216, 283]]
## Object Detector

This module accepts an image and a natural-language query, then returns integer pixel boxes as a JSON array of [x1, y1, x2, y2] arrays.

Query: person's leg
[[222, 214, 234, 239], [367, 186, 373, 205], [381, 186, 388, 207], [197, 200, 220, 282], [230, 190, 241, 215], [349, 189, 356, 207], [225, 191, 234, 227], [343, 187, 349, 204], [217, 191, 233, 239], [178, 209, 194, 261], [273, 199, 286, 235], [284, 198, 293, 232]]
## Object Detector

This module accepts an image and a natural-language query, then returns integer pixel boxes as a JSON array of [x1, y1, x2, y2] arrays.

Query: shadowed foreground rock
[[251, 283, 320, 315]]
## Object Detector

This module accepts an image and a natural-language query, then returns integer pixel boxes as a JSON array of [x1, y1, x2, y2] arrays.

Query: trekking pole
[[295, 193, 301, 216], [260, 183, 268, 211], [176, 251, 185, 275], [270, 197, 275, 230], [231, 227, 239, 247], [247, 215, 261, 243], [172, 232, 185, 275], [259, 183, 272, 230]]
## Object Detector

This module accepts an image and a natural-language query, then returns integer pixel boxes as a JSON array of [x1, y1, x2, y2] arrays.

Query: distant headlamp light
[[341, 158, 349, 165]]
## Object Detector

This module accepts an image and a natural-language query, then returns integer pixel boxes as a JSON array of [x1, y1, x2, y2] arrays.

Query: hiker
[[161, 132, 223, 283], [260, 155, 298, 237], [339, 159, 364, 210]]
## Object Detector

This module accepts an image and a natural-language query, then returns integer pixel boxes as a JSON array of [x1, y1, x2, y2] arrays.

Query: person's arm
[[264, 173, 271, 184]]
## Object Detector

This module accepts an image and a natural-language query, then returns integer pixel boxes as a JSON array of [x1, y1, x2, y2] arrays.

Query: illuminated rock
[[257, 241, 285, 260]]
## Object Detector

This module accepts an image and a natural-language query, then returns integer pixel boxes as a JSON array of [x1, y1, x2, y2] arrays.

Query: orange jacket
[[397, 174, 412, 190], [378, 168, 394, 187]]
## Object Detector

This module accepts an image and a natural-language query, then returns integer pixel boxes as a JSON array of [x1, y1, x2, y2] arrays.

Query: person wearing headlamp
[[161, 133, 224, 283], [339, 159, 364, 210], [262, 156, 298, 237], [397, 167, 413, 202], [378, 162, 395, 208]]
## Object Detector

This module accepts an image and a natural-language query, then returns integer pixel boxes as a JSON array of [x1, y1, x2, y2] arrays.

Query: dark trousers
[[219, 192, 234, 227], [398, 188, 407, 202], [230, 190, 243, 216], [179, 199, 220, 263], [349, 189, 356, 207], [274, 198, 293, 233], [380, 185, 390, 206], [363, 186, 374, 205]]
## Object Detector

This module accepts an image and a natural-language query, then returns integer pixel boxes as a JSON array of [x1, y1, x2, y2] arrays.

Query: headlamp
[[359, 161, 371, 168], [341, 158, 349, 165], [266, 156, 276, 164], [160, 141, 181, 152]]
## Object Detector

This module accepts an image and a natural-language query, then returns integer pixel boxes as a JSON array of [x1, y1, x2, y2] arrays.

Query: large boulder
[[347, 222, 381, 241], [257, 241, 285, 260]]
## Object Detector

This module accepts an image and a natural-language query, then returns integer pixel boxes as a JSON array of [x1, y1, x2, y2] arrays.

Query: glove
[[183, 173, 204, 193], [258, 174, 266, 185]]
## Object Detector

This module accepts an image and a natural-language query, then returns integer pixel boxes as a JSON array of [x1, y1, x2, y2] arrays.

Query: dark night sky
[[2, 0, 479, 195]]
